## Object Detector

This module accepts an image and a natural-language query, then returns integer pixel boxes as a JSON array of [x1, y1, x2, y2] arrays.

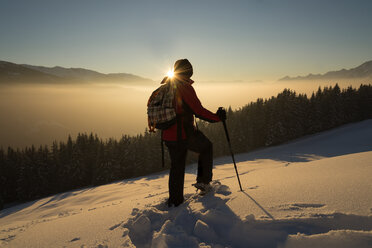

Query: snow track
[[122, 182, 372, 248]]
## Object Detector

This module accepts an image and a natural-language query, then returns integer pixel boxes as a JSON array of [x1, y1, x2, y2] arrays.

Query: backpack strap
[[148, 118, 156, 133]]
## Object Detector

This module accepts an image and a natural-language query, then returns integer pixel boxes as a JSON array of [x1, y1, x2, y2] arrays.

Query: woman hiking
[[162, 59, 226, 207]]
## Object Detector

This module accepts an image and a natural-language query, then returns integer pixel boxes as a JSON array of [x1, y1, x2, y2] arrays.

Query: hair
[[174, 59, 193, 78]]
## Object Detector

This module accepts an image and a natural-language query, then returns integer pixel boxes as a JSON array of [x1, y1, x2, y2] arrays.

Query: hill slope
[[0, 60, 153, 84], [23, 64, 153, 83], [279, 60, 372, 81], [0, 61, 61, 83], [0, 120, 371, 248]]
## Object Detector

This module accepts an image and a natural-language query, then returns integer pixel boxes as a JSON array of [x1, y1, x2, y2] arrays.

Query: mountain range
[[279, 60, 372, 81], [0, 60, 154, 84], [1, 60, 371, 84]]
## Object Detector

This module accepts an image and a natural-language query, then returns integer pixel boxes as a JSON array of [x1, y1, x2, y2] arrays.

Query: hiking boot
[[192, 182, 212, 194], [167, 199, 183, 208]]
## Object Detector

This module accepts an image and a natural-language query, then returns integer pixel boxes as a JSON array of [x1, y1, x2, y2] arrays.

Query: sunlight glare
[[167, 69, 174, 78]]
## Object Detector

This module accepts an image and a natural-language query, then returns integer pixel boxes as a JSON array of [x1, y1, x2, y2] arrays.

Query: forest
[[1, 83, 372, 209]]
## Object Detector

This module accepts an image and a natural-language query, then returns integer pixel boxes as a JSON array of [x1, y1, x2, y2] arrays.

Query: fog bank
[[1, 78, 369, 148]]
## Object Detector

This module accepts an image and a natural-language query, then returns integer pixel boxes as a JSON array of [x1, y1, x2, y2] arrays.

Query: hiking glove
[[216, 107, 227, 121]]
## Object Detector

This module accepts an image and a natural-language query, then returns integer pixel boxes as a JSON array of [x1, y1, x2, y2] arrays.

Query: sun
[[167, 69, 174, 78]]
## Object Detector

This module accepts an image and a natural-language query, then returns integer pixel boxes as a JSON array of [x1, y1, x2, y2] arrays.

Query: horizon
[[1, 0, 372, 81], [2, 58, 372, 82]]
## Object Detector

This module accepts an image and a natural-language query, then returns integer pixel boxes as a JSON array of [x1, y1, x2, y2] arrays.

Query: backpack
[[147, 79, 177, 133]]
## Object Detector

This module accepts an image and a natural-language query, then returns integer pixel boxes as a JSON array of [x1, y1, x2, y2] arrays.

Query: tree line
[[199, 83, 372, 157], [1, 83, 371, 209]]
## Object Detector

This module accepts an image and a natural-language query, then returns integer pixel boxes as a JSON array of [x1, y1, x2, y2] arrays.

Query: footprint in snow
[[70, 237, 80, 242], [109, 223, 122, 231], [0, 235, 16, 242], [292, 203, 326, 208], [278, 203, 326, 211], [248, 185, 259, 190]]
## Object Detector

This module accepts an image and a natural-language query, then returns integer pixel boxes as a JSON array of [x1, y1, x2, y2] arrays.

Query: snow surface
[[1, 120, 372, 248]]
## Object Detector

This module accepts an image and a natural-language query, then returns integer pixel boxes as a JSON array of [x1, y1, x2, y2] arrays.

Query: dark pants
[[165, 130, 213, 206]]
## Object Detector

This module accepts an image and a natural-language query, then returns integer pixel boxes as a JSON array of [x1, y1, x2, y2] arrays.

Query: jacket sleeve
[[180, 83, 221, 122]]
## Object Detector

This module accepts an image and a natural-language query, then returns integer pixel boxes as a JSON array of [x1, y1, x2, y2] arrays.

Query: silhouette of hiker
[[162, 59, 226, 207]]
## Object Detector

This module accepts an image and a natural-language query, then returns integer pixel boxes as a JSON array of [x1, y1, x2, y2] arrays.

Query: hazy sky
[[1, 0, 372, 81]]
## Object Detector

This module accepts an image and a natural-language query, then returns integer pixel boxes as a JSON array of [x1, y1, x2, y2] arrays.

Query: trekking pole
[[219, 107, 243, 191]]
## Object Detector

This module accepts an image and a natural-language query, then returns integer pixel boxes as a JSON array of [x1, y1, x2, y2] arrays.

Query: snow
[[1, 120, 372, 248]]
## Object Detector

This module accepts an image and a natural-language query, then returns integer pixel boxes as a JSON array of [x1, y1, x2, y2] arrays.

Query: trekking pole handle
[[218, 107, 231, 143]]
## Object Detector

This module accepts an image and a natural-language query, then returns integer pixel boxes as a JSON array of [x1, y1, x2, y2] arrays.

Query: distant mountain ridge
[[279, 60, 372, 81], [0, 61, 61, 83], [0, 60, 154, 84]]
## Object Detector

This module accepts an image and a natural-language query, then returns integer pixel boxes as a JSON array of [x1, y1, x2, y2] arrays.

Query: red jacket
[[162, 78, 221, 141]]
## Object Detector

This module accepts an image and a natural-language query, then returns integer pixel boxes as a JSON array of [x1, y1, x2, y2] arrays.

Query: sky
[[1, 0, 372, 81]]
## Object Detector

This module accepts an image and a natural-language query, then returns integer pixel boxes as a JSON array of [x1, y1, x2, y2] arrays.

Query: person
[[162, 59, 226, 207]]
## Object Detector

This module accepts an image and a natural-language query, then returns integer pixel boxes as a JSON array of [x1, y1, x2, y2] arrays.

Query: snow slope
[[1, 120, 372, 248]]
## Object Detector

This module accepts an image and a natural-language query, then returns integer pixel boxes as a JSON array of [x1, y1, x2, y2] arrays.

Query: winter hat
[[174, 59, 193, 78]]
